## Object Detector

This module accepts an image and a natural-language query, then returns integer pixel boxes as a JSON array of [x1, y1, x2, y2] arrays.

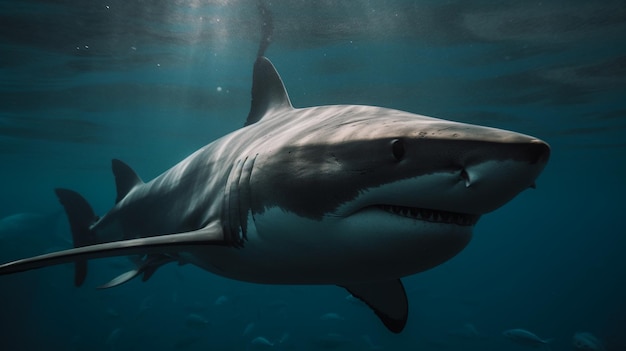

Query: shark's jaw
[[370, 204, 480, 227], [209, 201, 476, 285]]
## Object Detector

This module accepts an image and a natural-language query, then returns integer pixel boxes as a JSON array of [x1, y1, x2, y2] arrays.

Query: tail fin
[[54, 188, 98, 286]]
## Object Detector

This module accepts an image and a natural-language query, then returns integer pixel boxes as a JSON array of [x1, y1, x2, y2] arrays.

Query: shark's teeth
[[376, 205, 480, 226]]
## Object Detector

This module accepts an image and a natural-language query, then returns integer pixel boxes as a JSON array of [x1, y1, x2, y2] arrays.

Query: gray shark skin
[[0, 57, 550, 333]]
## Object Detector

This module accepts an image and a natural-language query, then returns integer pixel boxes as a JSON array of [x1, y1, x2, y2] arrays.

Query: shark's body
[[0, 212, 66, 259], [0, 57, 550, 333]]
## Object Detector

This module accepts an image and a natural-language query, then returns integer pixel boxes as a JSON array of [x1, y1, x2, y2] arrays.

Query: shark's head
[[227, 57, 550, 284]]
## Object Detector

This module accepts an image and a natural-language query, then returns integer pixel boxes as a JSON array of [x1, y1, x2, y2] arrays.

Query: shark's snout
[[457, 136, 550, 214], [529, 139, 551, 165]]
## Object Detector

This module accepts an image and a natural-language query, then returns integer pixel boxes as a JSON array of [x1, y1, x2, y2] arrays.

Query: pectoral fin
[[0, 222, 225, 277], [98, 268, 141, 289], [98, 254, 178, 289], [341, 279, 408, 333]]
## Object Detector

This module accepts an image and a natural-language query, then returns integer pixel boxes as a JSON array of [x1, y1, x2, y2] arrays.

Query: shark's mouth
[[376, 204, 480, 226]]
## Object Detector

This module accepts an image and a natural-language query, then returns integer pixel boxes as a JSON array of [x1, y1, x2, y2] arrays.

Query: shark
[[0, 56, 550, 333]]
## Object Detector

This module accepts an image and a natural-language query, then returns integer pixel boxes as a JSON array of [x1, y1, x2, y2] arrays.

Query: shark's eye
[[391, 139, 405, 161]]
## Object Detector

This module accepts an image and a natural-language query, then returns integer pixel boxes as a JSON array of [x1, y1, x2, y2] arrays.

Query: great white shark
[[0, 56, 549, 333]]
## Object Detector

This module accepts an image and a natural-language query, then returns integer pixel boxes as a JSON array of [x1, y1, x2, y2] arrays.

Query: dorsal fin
[[244, 56, 293, 126], [111, 159, 143, 203]]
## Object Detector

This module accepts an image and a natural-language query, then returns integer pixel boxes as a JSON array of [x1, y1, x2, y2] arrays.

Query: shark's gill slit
[[237, 154, 257, 243], [224, 158, 247, 247], [376, 204, 480, 226]]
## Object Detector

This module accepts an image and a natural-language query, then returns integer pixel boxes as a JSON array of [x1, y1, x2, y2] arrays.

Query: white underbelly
[[184, 208, 472, 285]]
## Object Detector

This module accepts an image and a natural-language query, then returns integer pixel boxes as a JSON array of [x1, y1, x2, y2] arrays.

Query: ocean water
[[0, 1, 624, 350]]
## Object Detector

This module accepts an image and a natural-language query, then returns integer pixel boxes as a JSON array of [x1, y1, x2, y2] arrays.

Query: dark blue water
[[1, 1, 624, 350]]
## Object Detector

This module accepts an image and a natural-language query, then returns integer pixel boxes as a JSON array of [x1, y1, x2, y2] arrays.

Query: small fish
[[250, 336, 274, 349], [214, 295, 230, 305], [573, 332, 606, 351], [185, 313, 209, 329], [243, 322, 255, 336], [320, 312, 345, 321], [345, 294, 362, 304], [277, 332, 290, 344], [448, 323, 485, 340], [503, 328, 552, 348]]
